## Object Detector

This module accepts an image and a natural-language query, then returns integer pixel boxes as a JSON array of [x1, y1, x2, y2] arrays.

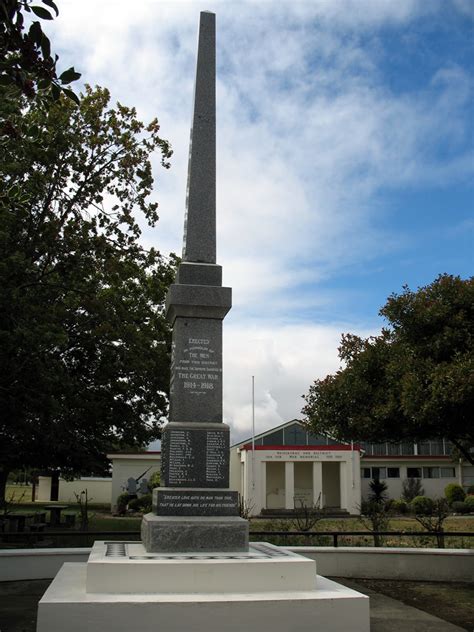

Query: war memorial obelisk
[[141, 11, 248, 553], [36, 13, 369, 631]]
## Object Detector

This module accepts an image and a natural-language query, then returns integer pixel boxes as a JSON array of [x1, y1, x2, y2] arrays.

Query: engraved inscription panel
[[169, 318, 222, 423], [161, 426, 229, 488], [154, 490, 238, 516]]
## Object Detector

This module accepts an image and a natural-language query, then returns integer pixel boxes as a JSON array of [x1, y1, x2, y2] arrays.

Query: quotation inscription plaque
[[161, 426, 229, 488], [154, 490, 239, 516]]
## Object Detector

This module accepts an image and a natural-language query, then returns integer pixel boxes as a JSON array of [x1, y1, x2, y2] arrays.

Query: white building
[[36, 421, 472, 514], [231, 420, 362, 515]]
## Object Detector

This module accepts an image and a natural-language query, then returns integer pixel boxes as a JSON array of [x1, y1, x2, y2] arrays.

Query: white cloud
[[45, 1, 472, 437], [223, 320, 374, 442]]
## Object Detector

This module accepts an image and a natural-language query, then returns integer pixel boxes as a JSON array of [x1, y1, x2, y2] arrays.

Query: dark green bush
[[390, 499, 408, 514], [410, 496, 434, 515], [444, 483, 466, 505], [464, 496, 474, 512], [467, 485, 474, 495], [147, 471, 161, 492], [451, 501, 469, 514], [128, 494, 152, 513], [116, 492, 131, 515]]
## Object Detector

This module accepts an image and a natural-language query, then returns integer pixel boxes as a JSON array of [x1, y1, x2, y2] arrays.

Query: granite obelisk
[[141, 11, 249, 553]]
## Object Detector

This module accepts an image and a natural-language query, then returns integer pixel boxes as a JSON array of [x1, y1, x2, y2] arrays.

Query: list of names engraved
[[168, 430, 197, 485], [206, 431, 226, 483]]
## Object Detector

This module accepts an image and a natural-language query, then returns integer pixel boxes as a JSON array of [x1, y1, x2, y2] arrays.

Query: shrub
[[402, 478, 424, 502], [451, 501, 469, 514], [369, 479, 388, 503], [390, 499, 408, 515], [467, 485, 474, 495], [147, 471, 161, 492], [464, 496, 474, 512], [445, 483, 466, 505], [411, 498, 450, 548], [116, 492, 131, 515], [410, 495, 434, 515], [128, 494, 152, 513]]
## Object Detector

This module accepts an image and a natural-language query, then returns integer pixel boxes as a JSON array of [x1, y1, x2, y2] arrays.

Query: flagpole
[[251, 375, 255, 491]]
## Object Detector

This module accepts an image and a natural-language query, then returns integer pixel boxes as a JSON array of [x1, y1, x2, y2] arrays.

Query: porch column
[[285, 461, 294, 509], [340, 462, 348, 510], [261, 461, 267, 511], [312, 461, 323, 508]]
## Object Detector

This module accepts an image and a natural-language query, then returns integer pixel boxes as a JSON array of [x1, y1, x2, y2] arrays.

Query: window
[[262, 430, 283, 445], [387, 443, 401, 456], [284, 424, 306, 445], [401, 442, 415, 455], [362, 468, 371, 479], [407, 467, 422, 478], [371, 467, 387, 480], [308, 433, 329, 446], [387, 467, 400, 478], [429, 441, 444, 456], [418, 441, 431, 455], [423, 467, 440, 479], [440, 467, 456, 478]]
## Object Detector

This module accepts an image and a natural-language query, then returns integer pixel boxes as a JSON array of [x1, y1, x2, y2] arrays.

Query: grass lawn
[[5, 485, 33, 503], [339, 578, 474, 631], [3, 497, 473, 549]]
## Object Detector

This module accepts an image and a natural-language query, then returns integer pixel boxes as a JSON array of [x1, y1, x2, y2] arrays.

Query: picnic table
[[47, 505, 69, 527], [4, 512, 36, 532]]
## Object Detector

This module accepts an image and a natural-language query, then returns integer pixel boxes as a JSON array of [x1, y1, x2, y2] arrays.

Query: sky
[[45, 0, 473, 443]]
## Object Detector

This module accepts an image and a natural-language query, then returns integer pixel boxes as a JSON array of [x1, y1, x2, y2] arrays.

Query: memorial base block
[[141, 513, 249, 552], [37, 542, 370, 632]]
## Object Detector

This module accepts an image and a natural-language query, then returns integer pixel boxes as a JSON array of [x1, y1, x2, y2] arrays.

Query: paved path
[[0, 578, 468, 631]]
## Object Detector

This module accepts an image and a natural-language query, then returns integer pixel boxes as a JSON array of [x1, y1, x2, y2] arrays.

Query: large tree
[[303, 275, 474, 464], [0, 84, 177, 502], [1, 0, 81, 103]]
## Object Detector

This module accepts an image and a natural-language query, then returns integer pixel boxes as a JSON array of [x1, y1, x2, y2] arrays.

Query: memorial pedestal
[[37, 542, 370, 632], [141, 514, 249, 552]]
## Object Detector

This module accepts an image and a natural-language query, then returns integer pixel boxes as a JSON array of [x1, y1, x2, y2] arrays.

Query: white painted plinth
[[37, 563, 369, 632], [86, 541, 316, 593]]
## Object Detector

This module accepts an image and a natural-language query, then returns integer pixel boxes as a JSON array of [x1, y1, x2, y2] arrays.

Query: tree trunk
[[0, 469, 10, 508], [436, 528, 445, 549]]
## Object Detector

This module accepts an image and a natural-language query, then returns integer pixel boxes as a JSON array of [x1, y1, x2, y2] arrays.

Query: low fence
[[0, 530, 473, 549]]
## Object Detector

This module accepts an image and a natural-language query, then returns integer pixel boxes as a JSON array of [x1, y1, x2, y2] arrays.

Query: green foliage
[[409, 497, 450, 547], [147, 471, 161, 492], [390, 499, 408, 515], [444, 483, 466, 505], [410, 496, 434, 515], [467, 485, 474, 495], [116, 493, 131, 515], [0, 0, 81, 103], [401, 478, 424, 502], [359, 500, 392, 546], [128, 494, 152, 513], [451, 501, 469, 514], [368, 478, 388, 503], [464, 496, 474, 512], [0, 85, 176, 502], [303, 275, 474, 464]]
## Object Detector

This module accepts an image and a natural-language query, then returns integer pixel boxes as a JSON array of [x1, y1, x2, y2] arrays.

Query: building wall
[[361, 459, 460, 500], [231, 446, 362, 515], [110, 456, 161, 510], [36, 476, 112, 504]]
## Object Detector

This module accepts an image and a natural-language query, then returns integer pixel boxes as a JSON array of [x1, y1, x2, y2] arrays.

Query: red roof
[[240, 444, 360, 452]]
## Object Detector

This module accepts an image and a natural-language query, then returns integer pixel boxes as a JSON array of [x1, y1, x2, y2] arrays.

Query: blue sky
[[47, 0, 473, 441]]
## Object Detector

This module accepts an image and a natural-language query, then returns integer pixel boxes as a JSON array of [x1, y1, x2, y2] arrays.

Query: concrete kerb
[[1, 546, 472, 583]]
